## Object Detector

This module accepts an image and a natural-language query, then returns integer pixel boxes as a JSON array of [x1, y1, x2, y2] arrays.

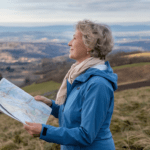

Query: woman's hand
[[34, 95, 52, 107], [23, 122, 42, 137]]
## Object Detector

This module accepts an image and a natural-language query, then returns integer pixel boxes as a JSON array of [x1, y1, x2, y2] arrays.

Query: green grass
[[22, 81, 61, 96], [113, 62, 150, 70]]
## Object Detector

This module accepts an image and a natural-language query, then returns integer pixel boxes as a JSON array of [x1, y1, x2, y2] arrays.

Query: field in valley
[[123, 52, 150, 58]]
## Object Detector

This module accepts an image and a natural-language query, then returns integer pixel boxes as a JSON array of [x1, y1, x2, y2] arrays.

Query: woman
[[24, 20, 118, 150]]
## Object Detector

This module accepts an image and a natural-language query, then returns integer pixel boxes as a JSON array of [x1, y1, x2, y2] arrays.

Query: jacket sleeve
[[40, 82, 111, 146], [50, 100, 60, 118]]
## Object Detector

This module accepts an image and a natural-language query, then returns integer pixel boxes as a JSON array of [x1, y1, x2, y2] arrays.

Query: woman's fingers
[[25, 128, 34, 137], [34, 95, 41, 99], [24, 122, 35, 135], [25, 121, 34, 126], [23, 121, 42, 136], [34, 95, 51, 106], [34, 95, 44, 101]]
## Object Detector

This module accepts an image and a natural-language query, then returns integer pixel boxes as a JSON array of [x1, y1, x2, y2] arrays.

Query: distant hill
[[0, 23, 150, 64], [0, 42, 70, 64], [0, 24, 149, 33], [111, 25, 150, 32], [0, 24, 149, 43], [118, 40, 150, 51], [0, 39, 150, 64], [109, 40, 150, 55]]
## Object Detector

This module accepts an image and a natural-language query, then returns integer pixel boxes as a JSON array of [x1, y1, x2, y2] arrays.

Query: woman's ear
[[87, 47, 92, 51], [87, 48, 93, 55]]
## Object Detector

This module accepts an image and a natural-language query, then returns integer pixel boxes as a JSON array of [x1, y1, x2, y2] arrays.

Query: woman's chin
[[69, 54, 74, 59]]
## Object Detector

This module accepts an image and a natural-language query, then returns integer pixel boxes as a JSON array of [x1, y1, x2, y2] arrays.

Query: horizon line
[[0, 21, 150, 27]]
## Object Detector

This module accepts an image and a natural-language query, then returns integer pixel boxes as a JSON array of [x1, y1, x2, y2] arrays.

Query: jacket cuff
[[51, 100, 60, 117], [40, 124, 49, 141], [39, 124, 56, 142], [51, 100, 56, 108]]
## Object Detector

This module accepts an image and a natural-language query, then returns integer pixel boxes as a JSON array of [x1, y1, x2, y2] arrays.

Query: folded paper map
[[0, 78, 52, 125]]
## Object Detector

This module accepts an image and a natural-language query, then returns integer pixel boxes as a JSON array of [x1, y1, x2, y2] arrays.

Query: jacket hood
[[74, 61, 118, 91]]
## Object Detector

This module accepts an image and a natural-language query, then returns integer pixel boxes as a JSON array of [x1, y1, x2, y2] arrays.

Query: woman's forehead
[[74, 30, 82, 37]]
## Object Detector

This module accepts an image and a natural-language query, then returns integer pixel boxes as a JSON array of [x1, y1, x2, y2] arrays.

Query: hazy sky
[[0, 0, 150, 26]]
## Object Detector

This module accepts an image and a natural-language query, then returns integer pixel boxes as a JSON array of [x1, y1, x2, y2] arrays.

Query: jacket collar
[[73, 61, 118, 91], [74, 61, 109, 83]]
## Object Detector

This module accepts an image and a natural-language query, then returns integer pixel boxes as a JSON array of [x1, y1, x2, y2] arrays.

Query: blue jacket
[[40, 61, 118, 150]]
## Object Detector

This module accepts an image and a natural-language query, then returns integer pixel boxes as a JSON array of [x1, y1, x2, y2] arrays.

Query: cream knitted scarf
[[55, 57, 105, 105]]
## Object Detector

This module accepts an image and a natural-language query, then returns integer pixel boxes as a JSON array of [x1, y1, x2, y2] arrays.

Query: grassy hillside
[[22, 81, 61, 96], [34, 51, 150, 85], [123, 52, 150, 58], [0, 63, 150, 150], [113, 62, 150, 85], [113, 62, 150, 70], [107, 51, 150, 68], [111, 86, 150, 150]]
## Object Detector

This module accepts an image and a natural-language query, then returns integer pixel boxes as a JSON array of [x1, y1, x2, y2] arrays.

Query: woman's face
[[68, 30, 91, 64]]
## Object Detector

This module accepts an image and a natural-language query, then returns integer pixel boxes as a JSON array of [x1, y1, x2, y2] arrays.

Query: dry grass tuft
[[111, 86, 150, 150]]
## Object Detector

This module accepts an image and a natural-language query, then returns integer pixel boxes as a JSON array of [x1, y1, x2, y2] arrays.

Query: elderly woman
[[24, 20, 118, 150]]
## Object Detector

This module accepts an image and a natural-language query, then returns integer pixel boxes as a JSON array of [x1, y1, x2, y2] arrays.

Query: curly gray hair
[[76, 20, 114, 60]]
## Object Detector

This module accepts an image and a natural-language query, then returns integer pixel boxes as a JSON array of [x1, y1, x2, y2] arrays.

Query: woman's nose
[[68, 40, 72, 46]]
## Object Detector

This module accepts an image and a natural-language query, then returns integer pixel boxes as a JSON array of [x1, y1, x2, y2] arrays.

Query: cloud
[[13, 0, 150, 12], [1, 0, 150, 25]]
